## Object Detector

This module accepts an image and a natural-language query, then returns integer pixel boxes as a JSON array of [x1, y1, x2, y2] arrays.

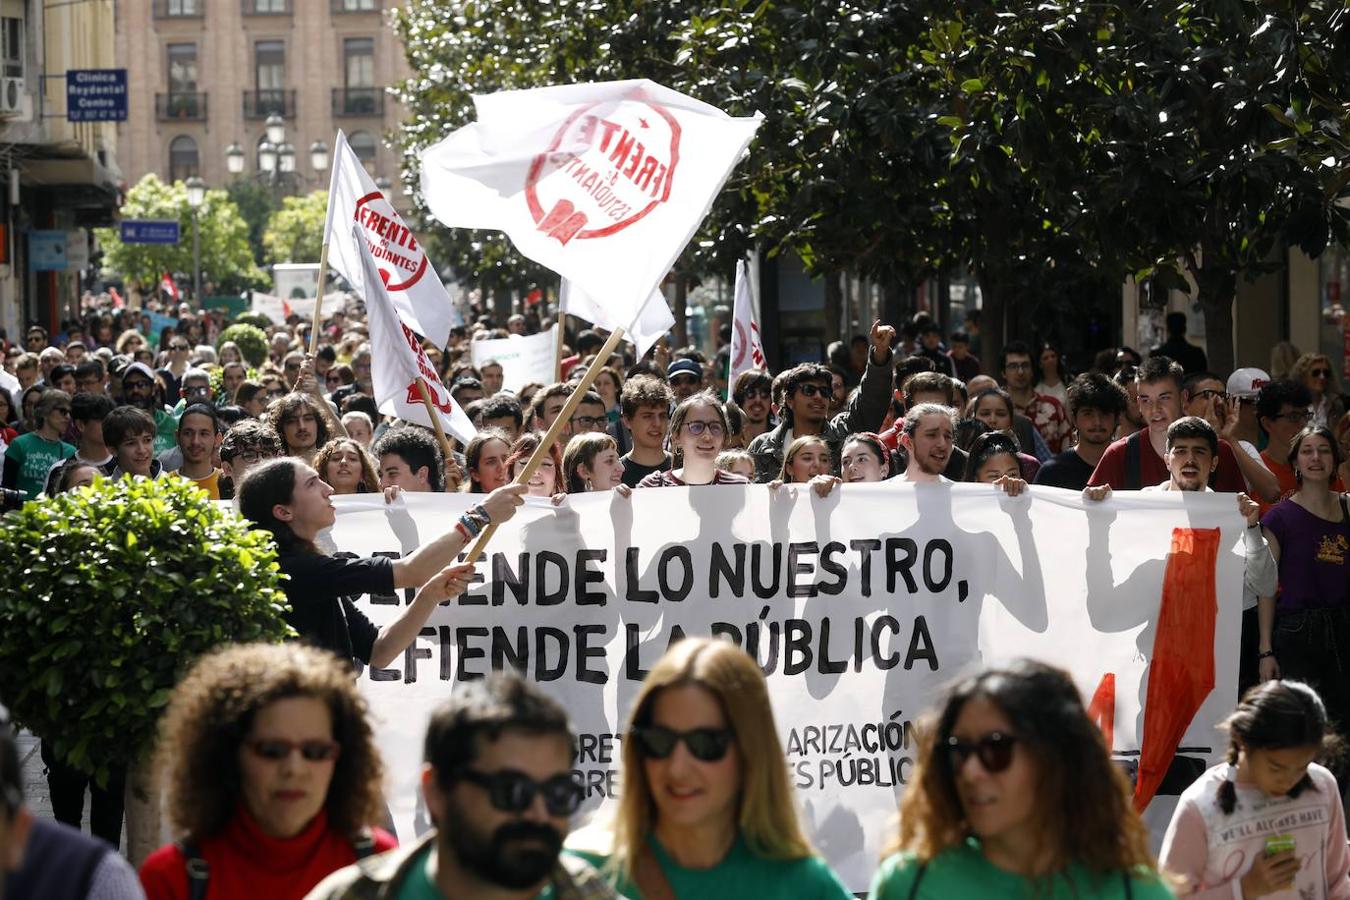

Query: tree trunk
[[1195, 266, 1237, 376], [976, 271, 1007, 370], [881, 278, 907, 328], [823, 272, 842, 347], [124, 756, 162, 868], [672, 276, 688, 347], [492, 286, 512, 325]]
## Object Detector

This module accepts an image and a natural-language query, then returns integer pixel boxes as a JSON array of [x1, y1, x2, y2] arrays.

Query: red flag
[[109, 287, 124, 309], [160, 273, 180, 302]]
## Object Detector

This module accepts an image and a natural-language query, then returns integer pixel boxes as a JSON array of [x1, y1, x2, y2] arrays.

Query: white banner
[[470, 326, 559, 394], [419, 80, 761, 341], [324, 484, 1243, 891], [326, 130, 458, 347], [359, 229, 476, 444], [251, 292, 344, 326]]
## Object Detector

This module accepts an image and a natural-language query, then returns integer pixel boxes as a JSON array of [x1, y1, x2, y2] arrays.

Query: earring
[[585, 478, 593, 491]]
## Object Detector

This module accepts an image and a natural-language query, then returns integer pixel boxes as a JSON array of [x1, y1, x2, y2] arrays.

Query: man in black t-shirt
[[1034, 373, 1127, 490], [619, 375, 673, 487]]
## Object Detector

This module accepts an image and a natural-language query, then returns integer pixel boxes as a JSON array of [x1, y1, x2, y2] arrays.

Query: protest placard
[[322, 483, 1243, 891], [469, 327, 559, 394]]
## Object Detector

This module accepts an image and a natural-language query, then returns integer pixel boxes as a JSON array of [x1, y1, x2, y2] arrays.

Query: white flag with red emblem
[[728, 259, 765, 384], [558, 279, 672, 359], [160, 272, 179, 302], [325, 130, 457, 348], [420, 80, 761, 342], [358, 228, 476, 444]]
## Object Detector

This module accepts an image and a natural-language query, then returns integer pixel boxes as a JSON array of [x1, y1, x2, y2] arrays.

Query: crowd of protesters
[[1, 291, 1349, 899]]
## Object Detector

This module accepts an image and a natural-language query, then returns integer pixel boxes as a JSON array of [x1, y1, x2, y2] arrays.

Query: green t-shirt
[[868, 841, 1175, 900], [6, 431, 74, 499], [394, 844, 559, 900], [568, 833, 851, 900]]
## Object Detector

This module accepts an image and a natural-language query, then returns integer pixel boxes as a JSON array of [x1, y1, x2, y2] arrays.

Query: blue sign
[[66, 69, 127, 122], [120, 220, 180, 244], [28, 231, 67, 271]]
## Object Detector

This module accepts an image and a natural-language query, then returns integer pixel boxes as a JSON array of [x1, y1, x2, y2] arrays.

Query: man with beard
[[731, 369, 774, 443], [309, 672, 616, 900], [894, 403, 955, 483], [119, 361, 179, 455], [1034, 373, 1127, 490]]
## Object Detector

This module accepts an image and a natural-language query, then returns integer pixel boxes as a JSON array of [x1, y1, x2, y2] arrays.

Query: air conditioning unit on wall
[[0, 76, 23, 116]]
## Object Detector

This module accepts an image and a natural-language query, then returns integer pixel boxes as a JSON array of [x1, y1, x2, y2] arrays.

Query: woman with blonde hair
[[139, 643, 397, 900], [1290, 352, 1345, 428], [314, 437, 380, 495], [868, 660, 1171, 899], [571, 637, 850, 898]]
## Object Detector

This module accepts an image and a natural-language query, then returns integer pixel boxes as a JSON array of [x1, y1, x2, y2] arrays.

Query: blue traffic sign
[[66, 69, 127, 123], [120, 220, 180, 244]]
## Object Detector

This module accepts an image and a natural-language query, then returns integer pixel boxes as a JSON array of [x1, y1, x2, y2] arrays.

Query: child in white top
[[1159, 680, 1350, 898]]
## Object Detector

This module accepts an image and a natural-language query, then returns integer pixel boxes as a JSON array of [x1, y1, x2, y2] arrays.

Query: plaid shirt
[[305, 830, 622, 900]]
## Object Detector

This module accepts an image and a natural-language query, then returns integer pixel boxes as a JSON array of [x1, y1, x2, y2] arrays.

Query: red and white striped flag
[[160, 273, 179, 302]]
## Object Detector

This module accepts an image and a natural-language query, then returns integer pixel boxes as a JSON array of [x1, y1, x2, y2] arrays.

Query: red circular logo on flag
[[353, 191, 429, 291], [525, 98, 682, 245]]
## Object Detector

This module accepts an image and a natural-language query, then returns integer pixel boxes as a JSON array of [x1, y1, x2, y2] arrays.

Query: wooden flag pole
[[553, 316, 566, 382], [463, 326, 626, 565], [308, 241, 332, 357], [415, 374, 458, 467]]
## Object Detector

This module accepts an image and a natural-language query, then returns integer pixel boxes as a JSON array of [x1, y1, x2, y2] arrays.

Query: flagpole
[[553, 316, 566, 383], [463, 326, 626, 565], [415, 375, 460, 485], [308, 240, 331, 357]]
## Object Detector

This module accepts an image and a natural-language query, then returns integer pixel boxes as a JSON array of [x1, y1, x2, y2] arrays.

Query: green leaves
[[263, 190, 329, 265], [217, 324, 270, 368], [0, 476, 293, 781]]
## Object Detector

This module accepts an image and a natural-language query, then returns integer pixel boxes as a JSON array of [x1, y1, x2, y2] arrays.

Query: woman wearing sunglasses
[[636, 392, 748, 488], [1291, 352, 1344, 428], [139, 643, 396, 900], [569, 637, 850, 899], [869, 660, 1172, 899]]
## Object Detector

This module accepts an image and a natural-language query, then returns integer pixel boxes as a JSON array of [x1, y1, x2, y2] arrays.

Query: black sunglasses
[[247, 738, 341, 762], [631, 725, 734, 762], [457, 768, 584, 816], [945, 731, 1018, 773], [794, 383, 828, 398], [1310, 368, 1332, 377]]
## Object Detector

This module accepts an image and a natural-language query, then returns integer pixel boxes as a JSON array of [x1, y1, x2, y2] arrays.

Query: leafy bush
[[231, 311, 274, 332], [0, 476, 293, 784], [208, 365, 258, 404], [217, 323, 269, 367]]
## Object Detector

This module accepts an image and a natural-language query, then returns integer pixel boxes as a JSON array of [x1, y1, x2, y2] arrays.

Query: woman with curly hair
[[138, 643, 397, 900], [868, 660, 1171, 899], [314, 437, 380, 495], [1290, 352, 1345, 428], [568, 637, 850, 898]]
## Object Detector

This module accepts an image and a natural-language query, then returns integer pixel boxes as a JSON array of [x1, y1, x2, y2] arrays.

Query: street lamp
[[265, 113, 285, 146], [258, 140, 278, 173], [225, 142, 245, 175], [185, 175, 206, 304], [278, 142, 297, 173], [309, 140, 329, 174]]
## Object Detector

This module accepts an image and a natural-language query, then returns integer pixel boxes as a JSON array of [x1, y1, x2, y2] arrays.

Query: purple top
[[1261, 498, 1350, 612]]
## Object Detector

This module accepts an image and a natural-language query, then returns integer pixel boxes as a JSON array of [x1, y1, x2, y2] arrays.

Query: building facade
[[115, 0, 409, 195]]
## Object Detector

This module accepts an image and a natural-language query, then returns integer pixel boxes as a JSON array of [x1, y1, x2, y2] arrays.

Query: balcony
[[330, 0, 379, 11], [241, 0, 292, 14], [331, 87, 384, 117], [153, 0, 205, 17], [242, 89, 295, 119], [155, 92, 208, 121]]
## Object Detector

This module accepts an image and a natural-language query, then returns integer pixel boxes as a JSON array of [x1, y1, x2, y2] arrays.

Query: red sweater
[[139, 806, 396, 900]]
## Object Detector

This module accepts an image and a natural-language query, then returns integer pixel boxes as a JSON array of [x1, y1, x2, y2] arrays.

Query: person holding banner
[[637, 393, 748, 488], [962, 432, 1029, 497], [236, 457, 526, 667], [568, 637, 851, 899], [1159, 680, 1349, 899], [840, 432, 892, 483], [562, 432, 629, 495], [868, 660, 1172, 899]]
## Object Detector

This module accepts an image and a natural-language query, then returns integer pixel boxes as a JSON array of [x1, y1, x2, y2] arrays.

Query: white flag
[[728, 259, 765, 384], [420, 80, 761, 341], [325, 130, 458, 347], [357, 228, 476, 445], [558, 279, 671, 359]]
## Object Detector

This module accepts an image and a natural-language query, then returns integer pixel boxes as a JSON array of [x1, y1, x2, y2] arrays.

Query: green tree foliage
[[263, 190, 329, 265], [0, 476, 293, 783], [96, 174, 267, 295], [227, 178, 282, 267], [217, 323, 270, 367]]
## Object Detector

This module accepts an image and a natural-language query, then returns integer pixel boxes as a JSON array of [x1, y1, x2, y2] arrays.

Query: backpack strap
[[1124, 430, 1143, 490], [176, 840, 210, 900], [351, 828, 377, 860], [907, 860, 928, 900]]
